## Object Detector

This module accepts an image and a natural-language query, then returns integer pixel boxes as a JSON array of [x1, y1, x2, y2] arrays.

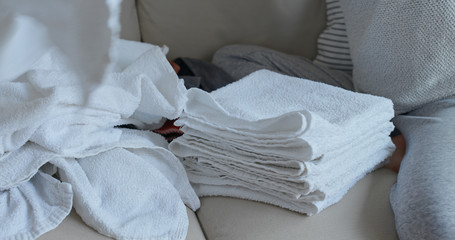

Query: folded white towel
[[51, 129, 199, 240], [0, 171, 73, 240], [176, 127, 392, 187], [171, 121, 393, 168], [169, 69, 395, 215], [176, 70, 394, 160], [182, 70, 393, 131], [182, 133, 393, 201], [186, 140, 393, 215]]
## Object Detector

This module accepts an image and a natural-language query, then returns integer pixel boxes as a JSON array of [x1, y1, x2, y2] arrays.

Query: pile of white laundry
[[0, 1, 199, 239], [170, 69, 395, 215]]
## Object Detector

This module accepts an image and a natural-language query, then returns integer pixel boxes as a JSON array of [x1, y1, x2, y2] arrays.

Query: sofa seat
[[196, 169, 398, 240], [39, 168, 397, 240], [39, 208, 206, 240]]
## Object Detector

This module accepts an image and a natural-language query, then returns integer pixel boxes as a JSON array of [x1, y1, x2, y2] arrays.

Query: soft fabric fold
[[52, 129, 199, 240], [0, 171, 73, 240]]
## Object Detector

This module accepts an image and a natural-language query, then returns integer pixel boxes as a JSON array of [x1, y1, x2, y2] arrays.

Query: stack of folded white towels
[[169, 69, 396, 215]]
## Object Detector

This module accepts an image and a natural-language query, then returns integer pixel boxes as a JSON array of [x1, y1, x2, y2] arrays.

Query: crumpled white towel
[[0, 0, 121, 92], [51, 129, 199, 240], [1, 39, 187, 156], [29, 107, 122, 156], [1, 36, 194, 239], [1, 129, 200, 240], [0, 170, 73, 240], [0, 142, 57, 191], [30, 38, 185, 122], [0, 80, 61, 154]]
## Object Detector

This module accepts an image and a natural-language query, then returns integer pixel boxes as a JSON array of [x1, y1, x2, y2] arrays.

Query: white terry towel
[[30, 39, 186, 122], [51, 129, 199, 240], [0, 142, 57, 191], [185, 139, 393, 215], [170, 121, 393, 169], [182, 132, 393, 202], [171, 123, 393, 183], [0, 0, 121, 91], [29, 107, 123, 156], [176, 70, 394, 160], [0, 171, 73, 240], [22, 40, 186, 155], [0, 80, 61, 154]]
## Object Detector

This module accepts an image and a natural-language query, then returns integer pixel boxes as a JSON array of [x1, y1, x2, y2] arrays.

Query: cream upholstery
[[39, 208, 205, 240], [136, 0, 326, 61], [118, 0, 141, 41], [197, 169, 398, 240]]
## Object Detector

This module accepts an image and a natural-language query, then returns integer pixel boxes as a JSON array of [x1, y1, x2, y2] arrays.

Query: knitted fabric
[[340, 0, 455, 114]]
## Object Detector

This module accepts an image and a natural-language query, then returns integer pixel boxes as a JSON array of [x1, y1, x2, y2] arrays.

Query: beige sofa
[[40, 1, 399, 239]]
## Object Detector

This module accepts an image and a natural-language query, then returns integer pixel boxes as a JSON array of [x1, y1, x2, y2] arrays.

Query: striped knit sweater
[[314, 0, 353, 73]]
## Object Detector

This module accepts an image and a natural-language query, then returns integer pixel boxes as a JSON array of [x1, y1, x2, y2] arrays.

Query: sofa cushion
[[196, 168, 398, 240], [119, 0, 141, 41], [38, 208, 206, 240], [136, 0, 326, 61]]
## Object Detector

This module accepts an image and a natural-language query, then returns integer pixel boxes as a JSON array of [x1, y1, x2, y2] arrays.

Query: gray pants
[[212, 44, 455, 240]]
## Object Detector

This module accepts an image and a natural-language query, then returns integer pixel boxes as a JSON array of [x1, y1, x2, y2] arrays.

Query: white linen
[[170, 69, 395, 215], [186, 141, 393, 215], [0, 142, 56, 191], [1, 39, 186, 156], [0, 18, 196, 240], [0, 171, 73, 240], [0, 0, 121, 92], [183, 135, 393, 201], [171, 124, 392, 179], [53, 129, 199, 240], [176, 70, 394, 160]]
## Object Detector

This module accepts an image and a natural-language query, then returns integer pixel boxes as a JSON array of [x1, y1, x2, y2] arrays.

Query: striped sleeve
[[313, 0, 353, 73]]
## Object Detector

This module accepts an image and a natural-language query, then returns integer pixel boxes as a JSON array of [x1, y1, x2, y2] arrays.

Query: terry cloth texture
[[53, 129, 199, 240], [313, 0, 353, 73], [0, 37, 199, 240], [339, 0, 455, 114], [0, 0, 121, 91], [170, 70, 395, 215]]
